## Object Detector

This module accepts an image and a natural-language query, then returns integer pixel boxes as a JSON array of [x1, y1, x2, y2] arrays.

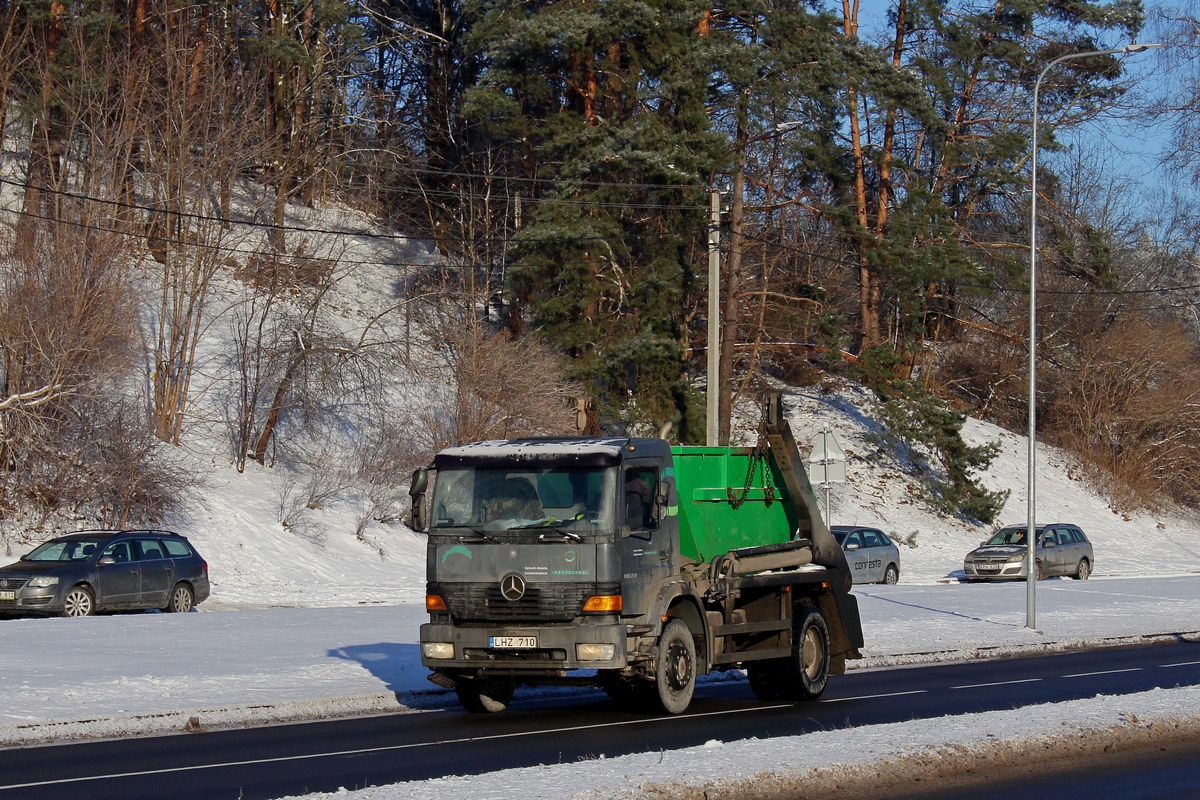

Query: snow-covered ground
[[3, 386, 1200, 800]]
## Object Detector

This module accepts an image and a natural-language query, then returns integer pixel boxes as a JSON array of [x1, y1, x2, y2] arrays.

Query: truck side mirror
[[654, 481, 670, 521], [409, 467, 429, 531]]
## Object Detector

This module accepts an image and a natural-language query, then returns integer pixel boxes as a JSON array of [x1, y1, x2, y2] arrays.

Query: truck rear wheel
[[747, 605, 830, 702], [455, 678, 514, 714], [653, 619, 696, 714]]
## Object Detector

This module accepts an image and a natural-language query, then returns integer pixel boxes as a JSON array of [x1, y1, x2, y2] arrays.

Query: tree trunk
[[842, 0, 881, 351]]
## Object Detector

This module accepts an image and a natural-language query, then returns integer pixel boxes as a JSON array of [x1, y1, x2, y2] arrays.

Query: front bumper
[[963, 560, 1027, 580], [420, 620, 627, 672], [0, 582, 64, 614]]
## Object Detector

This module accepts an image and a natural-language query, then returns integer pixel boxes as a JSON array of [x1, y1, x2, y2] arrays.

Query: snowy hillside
[[13, 376, 1198, 603], [127, 379, 1200, 612]]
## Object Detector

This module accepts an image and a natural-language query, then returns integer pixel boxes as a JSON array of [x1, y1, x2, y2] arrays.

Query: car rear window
[[162, 539, 192, 558]]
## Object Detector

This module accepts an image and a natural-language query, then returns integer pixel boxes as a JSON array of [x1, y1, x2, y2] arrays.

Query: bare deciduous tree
[[1050, 316, 1200, 510], [411, 319, 581, 453]]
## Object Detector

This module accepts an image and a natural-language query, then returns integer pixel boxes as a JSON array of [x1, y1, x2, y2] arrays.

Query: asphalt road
[[2, 640, 1199, 800]]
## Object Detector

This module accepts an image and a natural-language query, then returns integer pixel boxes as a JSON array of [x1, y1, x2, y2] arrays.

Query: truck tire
[[653, 619, 696, 714], [455, 678, 514, 714], [747, 605, 830, 702]]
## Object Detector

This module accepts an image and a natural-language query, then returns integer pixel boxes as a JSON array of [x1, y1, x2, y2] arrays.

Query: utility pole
[[706, 188, 720, 447]]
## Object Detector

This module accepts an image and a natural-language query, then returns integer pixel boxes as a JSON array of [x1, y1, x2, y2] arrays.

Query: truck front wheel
[[455, 678, 514, 714], [747, 605, 830, 702], [654, 619, 696, 714]]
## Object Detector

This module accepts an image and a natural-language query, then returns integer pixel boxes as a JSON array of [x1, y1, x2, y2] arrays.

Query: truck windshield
[[430, 466, 617, 533]]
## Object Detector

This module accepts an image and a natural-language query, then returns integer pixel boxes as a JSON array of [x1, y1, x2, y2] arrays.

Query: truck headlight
[[422, 642, 455, 660], [28, 576, 59, 588], [575, 643, 615, 661]]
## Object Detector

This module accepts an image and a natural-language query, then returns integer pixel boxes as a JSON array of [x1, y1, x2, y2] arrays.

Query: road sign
[[808, 428, 846, 484]]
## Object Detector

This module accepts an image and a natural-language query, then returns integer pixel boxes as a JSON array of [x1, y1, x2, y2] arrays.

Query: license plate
[[490, 636, 537, 649], [0, 591, 14, 601]]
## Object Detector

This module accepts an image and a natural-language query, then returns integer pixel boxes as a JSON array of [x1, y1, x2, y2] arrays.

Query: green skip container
[[670, 445, 803, 564]]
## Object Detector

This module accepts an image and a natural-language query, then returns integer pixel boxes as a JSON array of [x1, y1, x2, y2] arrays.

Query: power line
[[7, 176, 1200, 302]]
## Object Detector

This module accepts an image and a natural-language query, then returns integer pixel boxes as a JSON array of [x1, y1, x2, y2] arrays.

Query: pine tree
[[464, 0, 719, 439]]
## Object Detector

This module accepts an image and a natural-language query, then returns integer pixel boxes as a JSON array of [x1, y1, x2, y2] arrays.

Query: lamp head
[[1123, 42, 1165, 52]]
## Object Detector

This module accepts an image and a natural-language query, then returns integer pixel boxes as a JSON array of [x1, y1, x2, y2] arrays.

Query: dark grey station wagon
[[0, 530, 210, 617]]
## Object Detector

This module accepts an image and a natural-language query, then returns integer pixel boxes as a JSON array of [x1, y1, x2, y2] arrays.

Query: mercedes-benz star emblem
[[500, 573, 526, 601]]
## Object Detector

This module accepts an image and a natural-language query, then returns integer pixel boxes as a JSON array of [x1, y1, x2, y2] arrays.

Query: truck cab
[[419, 438, 670, 711]]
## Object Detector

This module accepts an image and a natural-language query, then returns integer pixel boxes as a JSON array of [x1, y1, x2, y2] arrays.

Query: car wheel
[[61, 585, 95, 617], [653, 618, 696, 714], [882, 564, 899, 585], [455, 678, 514, 714], [1073, 559, 1091, 580], [164, 583, 194, 613], [1035, 560, 1045, 581]]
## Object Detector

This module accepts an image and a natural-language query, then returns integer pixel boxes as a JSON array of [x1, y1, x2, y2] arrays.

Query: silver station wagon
[[831, 525, 901, 585], [963, 523, 1094, 582]]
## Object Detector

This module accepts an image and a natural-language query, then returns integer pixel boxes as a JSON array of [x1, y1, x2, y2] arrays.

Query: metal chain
[[727, 424, 775, 510]]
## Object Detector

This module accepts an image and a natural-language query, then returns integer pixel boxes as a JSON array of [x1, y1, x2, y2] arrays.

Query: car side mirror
[[845, 543, 860, 551], [98, 556, 116, 566], [1044, 540, 1057, 548]]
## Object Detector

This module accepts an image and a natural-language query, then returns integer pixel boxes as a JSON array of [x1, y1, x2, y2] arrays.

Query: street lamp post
[[1026, 42, 1162, 629]]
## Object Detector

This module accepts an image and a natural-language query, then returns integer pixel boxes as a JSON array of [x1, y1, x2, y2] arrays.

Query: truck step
[[711, 618, 791, 637]]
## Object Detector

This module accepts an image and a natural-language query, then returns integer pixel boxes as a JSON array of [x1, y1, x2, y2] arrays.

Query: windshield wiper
[[458, 529, 502, 544], [537, 529, 583, 543]]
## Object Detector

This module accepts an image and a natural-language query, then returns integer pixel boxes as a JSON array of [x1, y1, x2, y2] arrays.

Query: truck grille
[[436, 582, 613, 622]]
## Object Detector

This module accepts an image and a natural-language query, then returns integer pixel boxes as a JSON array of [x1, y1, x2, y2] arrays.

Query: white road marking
[[824, 690, 926, 703], [950, 678, 1041, 689], [1061, 668, 1141, 678], [0, 703, 794, 791]]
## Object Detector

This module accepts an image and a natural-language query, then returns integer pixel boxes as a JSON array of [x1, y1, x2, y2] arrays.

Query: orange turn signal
[[426, 594, 448, 612], [583, 595, 623, 613]]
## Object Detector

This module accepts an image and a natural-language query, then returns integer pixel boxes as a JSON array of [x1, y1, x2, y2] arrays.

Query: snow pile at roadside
[[283, 685, 1200, 800]]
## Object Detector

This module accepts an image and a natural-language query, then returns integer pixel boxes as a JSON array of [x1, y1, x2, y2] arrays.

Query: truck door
[[618, 463, 672, 617]]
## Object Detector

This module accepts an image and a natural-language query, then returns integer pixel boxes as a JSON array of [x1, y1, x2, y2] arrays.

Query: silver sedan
[[831, 525, 901, 585], [963, 523, 1094, 581]]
